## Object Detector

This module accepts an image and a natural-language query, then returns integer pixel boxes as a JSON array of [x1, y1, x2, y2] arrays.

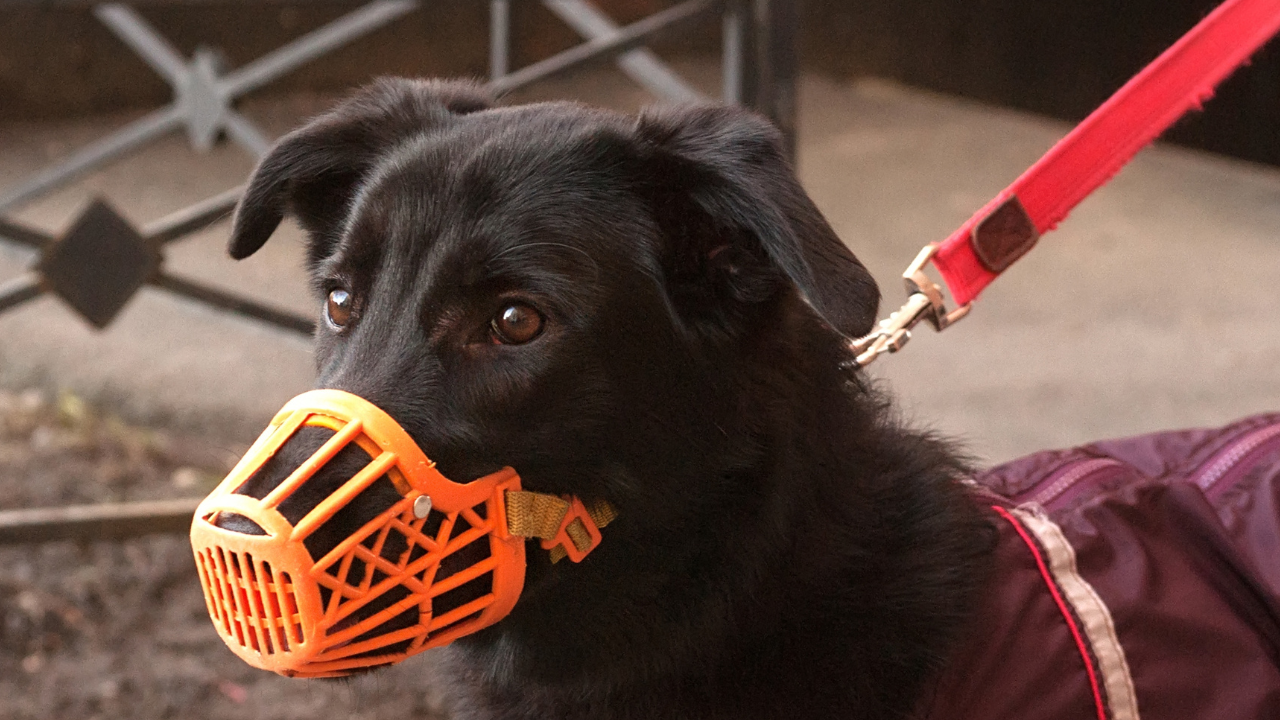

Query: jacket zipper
[[1026, 457, 1125, 508], [1190, 421, 1280, 498], [1013, 419, 1280, 509]]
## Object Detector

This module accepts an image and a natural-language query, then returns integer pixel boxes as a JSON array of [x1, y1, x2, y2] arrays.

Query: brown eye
[[326, 288, 353, 328], [490, 303, 543, 344]]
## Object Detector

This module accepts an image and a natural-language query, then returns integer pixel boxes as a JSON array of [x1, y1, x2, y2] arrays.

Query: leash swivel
[[850, 243, 971, 368]]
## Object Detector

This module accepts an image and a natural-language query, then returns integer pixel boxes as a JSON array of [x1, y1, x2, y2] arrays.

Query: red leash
[[853, 0, 1280, 366]]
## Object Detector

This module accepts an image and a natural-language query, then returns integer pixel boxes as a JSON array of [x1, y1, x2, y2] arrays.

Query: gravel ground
[[0, 388, 451, 720]]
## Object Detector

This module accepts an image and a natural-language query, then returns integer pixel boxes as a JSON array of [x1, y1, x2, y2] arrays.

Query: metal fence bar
[[490, 0, 721, 95], [543, 0, 706, 102], [0, 106, 185, 214], [490, 0, 511, 80], [721, 0, 745, 104], [0, 498, 201, 544], [0, 0, 796, 337], [0, 0, 417, 215], [94, 3, 190, 86], [749, 0, 797, 157], [0, 0, 800, 544], [219, 110, 272, 157], [0, 220, 52, 251], [0, 274, 45, 313], [149, 272, 314, 336], [219, 0, 419, 98], [143, 186, 242, 246]]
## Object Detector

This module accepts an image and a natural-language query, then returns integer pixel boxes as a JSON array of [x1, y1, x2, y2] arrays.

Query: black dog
[[221, 77, 1005, 719]]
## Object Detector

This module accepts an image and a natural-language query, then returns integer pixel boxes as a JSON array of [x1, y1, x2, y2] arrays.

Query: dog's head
[[220, 78, 880, 682]]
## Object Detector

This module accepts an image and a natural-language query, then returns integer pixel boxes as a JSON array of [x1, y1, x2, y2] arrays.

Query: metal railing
[[0, 0, 797, 543]]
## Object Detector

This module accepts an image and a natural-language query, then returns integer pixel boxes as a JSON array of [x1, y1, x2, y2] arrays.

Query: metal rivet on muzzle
[[413, 494, 433, 519]]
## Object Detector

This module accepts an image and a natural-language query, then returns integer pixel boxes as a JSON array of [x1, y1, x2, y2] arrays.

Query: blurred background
[[0, 1, 1277, 718]]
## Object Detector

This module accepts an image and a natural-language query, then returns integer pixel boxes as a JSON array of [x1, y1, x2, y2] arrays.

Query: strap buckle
[[850, 244, 971, 367], [541, 497, 603, 563]]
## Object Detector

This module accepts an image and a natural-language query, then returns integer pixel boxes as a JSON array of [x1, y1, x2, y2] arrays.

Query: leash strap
[[853, 0, 1280, 366]]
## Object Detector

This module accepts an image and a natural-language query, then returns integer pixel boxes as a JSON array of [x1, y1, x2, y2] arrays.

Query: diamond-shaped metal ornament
[[37, 199, 161, 329]]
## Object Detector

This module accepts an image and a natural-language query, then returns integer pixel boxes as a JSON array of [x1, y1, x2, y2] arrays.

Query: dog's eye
[[490, 303, 543, 345], [326, 288, 353, 329]]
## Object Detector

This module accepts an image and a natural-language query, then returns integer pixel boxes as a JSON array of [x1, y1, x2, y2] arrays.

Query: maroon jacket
[[920, 413, 1280, 720]]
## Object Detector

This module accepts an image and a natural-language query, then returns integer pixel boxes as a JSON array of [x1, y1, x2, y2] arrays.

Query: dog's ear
[[634, 105, 879, 338], [229, 78, 492, 261]]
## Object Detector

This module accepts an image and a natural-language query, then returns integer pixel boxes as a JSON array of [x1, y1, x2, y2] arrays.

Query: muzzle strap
[[505, 491, 617, 563]]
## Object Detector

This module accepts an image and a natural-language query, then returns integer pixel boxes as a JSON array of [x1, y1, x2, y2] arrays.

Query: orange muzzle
[[189, 389, 613, 678]]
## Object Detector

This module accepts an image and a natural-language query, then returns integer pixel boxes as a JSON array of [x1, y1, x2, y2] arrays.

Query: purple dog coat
[[920, 414, 1280, 720]]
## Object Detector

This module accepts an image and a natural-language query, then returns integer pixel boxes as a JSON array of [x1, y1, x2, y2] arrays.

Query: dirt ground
[[0, 388, 452, 720]]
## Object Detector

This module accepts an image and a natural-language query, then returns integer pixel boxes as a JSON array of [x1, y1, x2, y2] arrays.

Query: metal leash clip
[[850, 244, 971, 367]]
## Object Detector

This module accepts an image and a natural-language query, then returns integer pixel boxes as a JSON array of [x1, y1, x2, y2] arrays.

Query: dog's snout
[[212, 512, 267, 535], [232, 426, 340, 508], [209, 428, 341, 535], [221, 424, 404, 563]]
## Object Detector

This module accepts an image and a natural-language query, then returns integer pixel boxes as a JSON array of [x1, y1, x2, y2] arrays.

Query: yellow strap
[[505, 490, 571, 539], [585, 498, 618, 529], [504, 491, 617, 563]]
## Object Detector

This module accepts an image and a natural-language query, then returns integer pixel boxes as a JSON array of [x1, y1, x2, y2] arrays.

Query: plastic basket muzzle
[[189, 390, 526, 678]]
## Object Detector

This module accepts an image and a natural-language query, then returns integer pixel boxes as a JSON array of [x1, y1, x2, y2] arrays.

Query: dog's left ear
[[634, 105, 879, 338]]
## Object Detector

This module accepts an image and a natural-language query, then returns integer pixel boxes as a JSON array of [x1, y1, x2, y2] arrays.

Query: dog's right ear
[[229, 78, 491, 261], [633, 105, 880, 339]]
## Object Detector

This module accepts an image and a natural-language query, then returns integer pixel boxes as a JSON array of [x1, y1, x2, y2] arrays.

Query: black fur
[[227, 78, 995, 720]]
